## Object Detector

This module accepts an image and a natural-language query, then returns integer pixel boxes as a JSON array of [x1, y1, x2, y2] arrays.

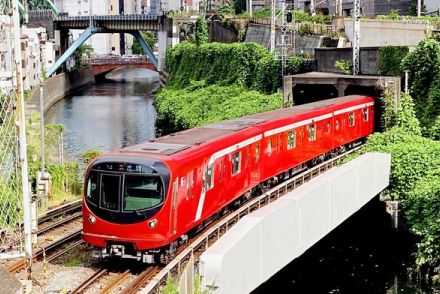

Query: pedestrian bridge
[[200, 152, 391, 294]]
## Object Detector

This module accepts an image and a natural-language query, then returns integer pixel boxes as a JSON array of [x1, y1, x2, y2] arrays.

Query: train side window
[[287, 131, 296, 149], [326, 121, 331, 133], [204, 164, 214, 190], [266, 139, 272, 156], [363, 108, 369, 122], [335, 119, 340, 130], [349, 112, 355, 127], [232, 152, 241, 175], [308, 124, 316, 142]]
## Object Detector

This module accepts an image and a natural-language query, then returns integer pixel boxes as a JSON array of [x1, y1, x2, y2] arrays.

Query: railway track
[[5, 200, 83, 274], [7, 229, 82, 274], [141, 149, 359, 293]]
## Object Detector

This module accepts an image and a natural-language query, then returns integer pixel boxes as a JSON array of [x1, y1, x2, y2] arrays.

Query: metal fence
[[0, 14, 25, 258]]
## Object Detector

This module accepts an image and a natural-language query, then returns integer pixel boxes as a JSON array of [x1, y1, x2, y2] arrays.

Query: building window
[[308, 124, 316, 141], [287, 131, 295, 150], [232, 152, 241, 175], [349, 112, 355, 127], [204, 164, 214, 190], [363, 108, 369, 122]]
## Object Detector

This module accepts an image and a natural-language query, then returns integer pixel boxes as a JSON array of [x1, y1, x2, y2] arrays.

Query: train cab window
[[100, 174, 121, 211], [232, 152, 241, 175], [363, 108, 369, 122], [266, 139, 273, 156], [123, 175, 164, 211], [349, 112, 355, 127], [86, 171, 98, 206], [287, 131, 296, 149], [204, 164, 214, 190], [308, 124, 316, 142]]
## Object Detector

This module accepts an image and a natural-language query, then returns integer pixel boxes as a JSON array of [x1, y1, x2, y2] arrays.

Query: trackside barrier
[[140, 148, 363, 293], [200, 152, 391, 294]]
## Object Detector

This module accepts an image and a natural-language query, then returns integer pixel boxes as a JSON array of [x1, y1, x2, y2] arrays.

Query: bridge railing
[[87, 56, 152, 65]]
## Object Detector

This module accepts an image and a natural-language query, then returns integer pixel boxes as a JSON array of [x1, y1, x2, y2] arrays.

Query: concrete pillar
[[283, 76, 293, 107], [157, 30, 168, 72], [337, 84, 347, 96]]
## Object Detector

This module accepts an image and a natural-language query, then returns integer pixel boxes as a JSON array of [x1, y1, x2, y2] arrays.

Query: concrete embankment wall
[[245, 23, 323, 55], [27, 66, 95, 114], [344, 19, 431, 48], [315, 47, 381, 75]]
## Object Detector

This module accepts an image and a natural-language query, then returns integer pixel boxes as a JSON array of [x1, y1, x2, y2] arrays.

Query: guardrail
[[143, 148, 360, 293], [87, 56, 152, 65], [250, 17, 337, 36]]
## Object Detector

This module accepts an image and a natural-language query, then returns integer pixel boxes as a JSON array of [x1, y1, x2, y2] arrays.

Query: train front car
[[82, 155, 171, 263]]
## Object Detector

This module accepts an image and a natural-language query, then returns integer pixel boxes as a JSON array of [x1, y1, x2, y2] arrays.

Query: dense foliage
[[402, 38, 440, 132], [155, 81, 282, 132], [195, 15, 209, 46], [378, 46, 409, 76], [166, 42, 303, 93]]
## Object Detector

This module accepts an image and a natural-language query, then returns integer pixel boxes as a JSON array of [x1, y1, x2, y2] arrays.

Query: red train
[[82, 95, 375, 263]]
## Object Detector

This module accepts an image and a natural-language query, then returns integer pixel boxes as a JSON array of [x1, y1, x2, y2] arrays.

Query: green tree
[[402, 38, 440, 128], [131, 31, 156, 55], [195, 15, 209, 46], [74, 44, 94, 69]]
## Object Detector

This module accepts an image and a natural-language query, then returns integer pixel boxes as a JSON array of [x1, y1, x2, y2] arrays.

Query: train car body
[[82, 95, 375, 263]]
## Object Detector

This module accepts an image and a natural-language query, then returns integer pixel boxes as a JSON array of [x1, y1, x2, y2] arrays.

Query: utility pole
[[270, 0, 276, 53], [352, 0, 360, 75], [310, 0, 316, 16], [417, 0, 421, 17], [12, 0, 32, 278]]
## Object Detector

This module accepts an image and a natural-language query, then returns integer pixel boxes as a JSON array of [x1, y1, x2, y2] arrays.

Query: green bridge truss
[[1, 0, 59, 16]]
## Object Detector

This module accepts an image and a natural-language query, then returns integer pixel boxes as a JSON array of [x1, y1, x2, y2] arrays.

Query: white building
[[21, 26, 56, 90], [54, 0, 135, 56]]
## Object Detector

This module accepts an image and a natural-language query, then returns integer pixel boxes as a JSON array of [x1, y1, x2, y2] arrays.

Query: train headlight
[[148, 219, 158, 229], [88, 215, 96, 224]]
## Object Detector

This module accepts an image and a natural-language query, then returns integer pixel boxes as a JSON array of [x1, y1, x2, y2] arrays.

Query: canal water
[[46, 67, 429, 293], [45, 67, 158, 157]]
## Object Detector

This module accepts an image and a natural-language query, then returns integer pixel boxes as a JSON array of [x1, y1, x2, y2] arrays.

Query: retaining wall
[[27, 66, 94, 114]]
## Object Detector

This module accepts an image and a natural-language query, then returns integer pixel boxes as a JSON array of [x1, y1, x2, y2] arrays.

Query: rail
[[38, 199, 82, 224], [143, 148, 360, 293]]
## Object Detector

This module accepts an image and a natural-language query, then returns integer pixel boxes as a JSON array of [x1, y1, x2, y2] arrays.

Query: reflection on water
[[45, 67, 158, 156]]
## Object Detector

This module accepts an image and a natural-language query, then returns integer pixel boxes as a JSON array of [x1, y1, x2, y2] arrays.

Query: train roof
[[120, 95, 372, 156]]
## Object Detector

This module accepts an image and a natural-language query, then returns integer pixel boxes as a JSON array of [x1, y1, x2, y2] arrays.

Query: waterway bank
[[27, 66, 95, 115]]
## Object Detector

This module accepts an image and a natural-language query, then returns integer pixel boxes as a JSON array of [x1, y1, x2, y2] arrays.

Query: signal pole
[[352, 0, 360, 75]]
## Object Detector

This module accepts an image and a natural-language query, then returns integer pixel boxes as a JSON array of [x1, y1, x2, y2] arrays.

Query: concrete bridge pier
[[157, 19, 179, 72]]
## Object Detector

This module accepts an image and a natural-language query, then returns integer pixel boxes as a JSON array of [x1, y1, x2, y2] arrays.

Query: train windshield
[[123, 175, 164, 211], [86, 170, 165, 212]]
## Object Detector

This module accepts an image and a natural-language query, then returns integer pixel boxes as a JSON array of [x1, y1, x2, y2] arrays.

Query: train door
[[250, 142, 261, 187]]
